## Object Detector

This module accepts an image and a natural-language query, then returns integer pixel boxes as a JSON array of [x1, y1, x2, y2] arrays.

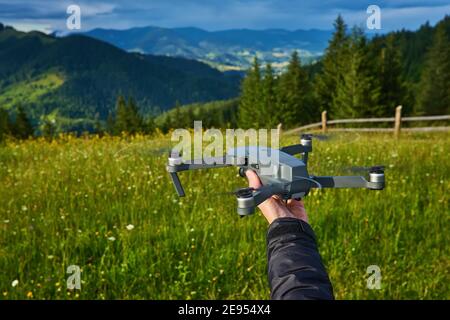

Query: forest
[[0, 15, 449, 140], [163, 15, 450, 131]]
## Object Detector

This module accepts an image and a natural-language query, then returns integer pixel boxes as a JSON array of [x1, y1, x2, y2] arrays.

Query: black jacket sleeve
[[267, 217, 334, 300]]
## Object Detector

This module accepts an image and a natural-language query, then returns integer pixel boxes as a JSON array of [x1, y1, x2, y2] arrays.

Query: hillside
[[0, 24, 240, 129], [85, 26, 332, 72]]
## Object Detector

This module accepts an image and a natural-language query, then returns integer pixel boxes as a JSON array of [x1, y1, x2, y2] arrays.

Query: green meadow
[[0, 132, 448, 299]]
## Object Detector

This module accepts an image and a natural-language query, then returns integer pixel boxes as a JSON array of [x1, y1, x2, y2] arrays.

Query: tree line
[[105, 95, 155, 135], [1, 15, 448, 141], [156, 99, 239, 133], [0, 96, 156, 141], [0, 106, 34, 141], [238, 15, 449, 129]]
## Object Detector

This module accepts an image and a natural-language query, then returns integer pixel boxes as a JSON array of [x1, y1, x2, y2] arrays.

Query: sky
[[0, 0, 449, 34]]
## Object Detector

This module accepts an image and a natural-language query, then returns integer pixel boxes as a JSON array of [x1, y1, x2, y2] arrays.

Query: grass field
[[0, 132, 448, 299], [0, 73, 64, 111]]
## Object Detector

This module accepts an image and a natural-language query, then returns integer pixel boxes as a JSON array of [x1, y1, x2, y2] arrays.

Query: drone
[[166, 134, 385, 217]]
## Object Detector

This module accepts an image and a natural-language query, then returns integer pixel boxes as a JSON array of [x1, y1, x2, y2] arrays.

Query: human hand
[[245, 170, 309, 225]]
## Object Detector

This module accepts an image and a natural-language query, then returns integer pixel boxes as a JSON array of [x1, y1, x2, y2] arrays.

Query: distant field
[[0, 132, 448, 299], [0, 73, 64, 111]]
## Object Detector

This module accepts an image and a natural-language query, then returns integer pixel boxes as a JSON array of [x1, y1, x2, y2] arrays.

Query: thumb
[[245, 169, 263, 189]]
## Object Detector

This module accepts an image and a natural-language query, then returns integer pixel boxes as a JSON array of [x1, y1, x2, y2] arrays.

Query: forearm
[[267, 218, 334, 300]]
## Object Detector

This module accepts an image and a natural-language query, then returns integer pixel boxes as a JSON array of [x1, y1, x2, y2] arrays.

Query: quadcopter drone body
[[167, 134, 385, 216]]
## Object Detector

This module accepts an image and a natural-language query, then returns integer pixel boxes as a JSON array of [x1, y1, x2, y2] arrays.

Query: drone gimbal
[[167, 134, 385, 216]]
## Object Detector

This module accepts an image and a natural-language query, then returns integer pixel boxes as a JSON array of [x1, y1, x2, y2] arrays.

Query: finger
[[287, 199, 305, 207], [245, 169, 263, 189], [287, 199, 308, 223]]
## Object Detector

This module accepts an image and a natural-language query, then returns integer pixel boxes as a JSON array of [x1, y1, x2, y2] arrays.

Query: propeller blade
[[302, 133, 333, 141], [341, 165, 386, 174], [214, 185, 276, 198]]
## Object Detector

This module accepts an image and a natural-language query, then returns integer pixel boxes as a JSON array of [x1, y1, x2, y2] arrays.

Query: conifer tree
[[239, 57, 262, 128], [376, 35, 407, 116], [276, 51, 310, 127], [145, 115, 156, 134], [187, 107, 196, 128], [332, 27, 381, 118], [13, 105, 34, 139], [314, 15, 349, 115], [106, 112, 115, 135], [0, 108, 10, 142], [161, 113, 172, 133], [172, 101, 184, 128], [417, 22, 450, 115], [262, 63, 277, 127], [114, 95, 128, 134], [126, 97, 144, 134]]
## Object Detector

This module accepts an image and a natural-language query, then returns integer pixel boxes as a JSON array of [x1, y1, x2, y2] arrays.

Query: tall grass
[[0, 132, 448, 299]]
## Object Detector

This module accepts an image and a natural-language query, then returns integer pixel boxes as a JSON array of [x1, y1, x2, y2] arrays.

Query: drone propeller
[[342, 165, 386, 174], [302, 133, 332, 141], [216, 187, 256, 197], [215, 185, 278, 198]]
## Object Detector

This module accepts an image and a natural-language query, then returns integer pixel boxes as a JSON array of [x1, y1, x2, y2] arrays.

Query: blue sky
[[0, 0, 449, 33]]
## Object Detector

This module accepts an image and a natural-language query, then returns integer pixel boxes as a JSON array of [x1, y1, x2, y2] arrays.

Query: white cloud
[[1, 0, 448, 33]]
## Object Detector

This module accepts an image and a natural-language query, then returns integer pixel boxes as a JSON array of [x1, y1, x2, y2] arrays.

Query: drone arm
[[168, 156, 233, 173], [312, 176, 368, 188], [253, 184, 284, 207], [167, 156, 234, 197], [169, 172, 185, 197], [236, 184, 284, 216], [280, 144, 311, 156], [311, 175, 384, 190]]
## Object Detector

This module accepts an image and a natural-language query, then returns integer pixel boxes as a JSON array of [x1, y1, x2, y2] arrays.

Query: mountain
[[0, 24, 240, 131], [84, 26, 333, 72]]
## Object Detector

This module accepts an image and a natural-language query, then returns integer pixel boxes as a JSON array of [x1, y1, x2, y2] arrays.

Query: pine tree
[[13, 105, 34, 139], [416, 22, 450, 115], [262, 63, 277, 127], [114, 95, 128, 135], [145, 115, 156, 134], [332, 27, 381, 118], [0, 108, 10, 142], [276, 51, 310, 127], [106, 112, 115, 135], [127, 97, 144, 134], [172, 101, 184, 129], [314, 15, 349, 115], [184, 107, 195, 129], [239, 57, 262, 128], [372, 34, 407, 116], [161, 113, 172, 133]]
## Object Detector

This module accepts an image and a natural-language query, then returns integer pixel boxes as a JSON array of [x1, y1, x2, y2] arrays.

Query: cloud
[[0, 0, 448, 33]]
